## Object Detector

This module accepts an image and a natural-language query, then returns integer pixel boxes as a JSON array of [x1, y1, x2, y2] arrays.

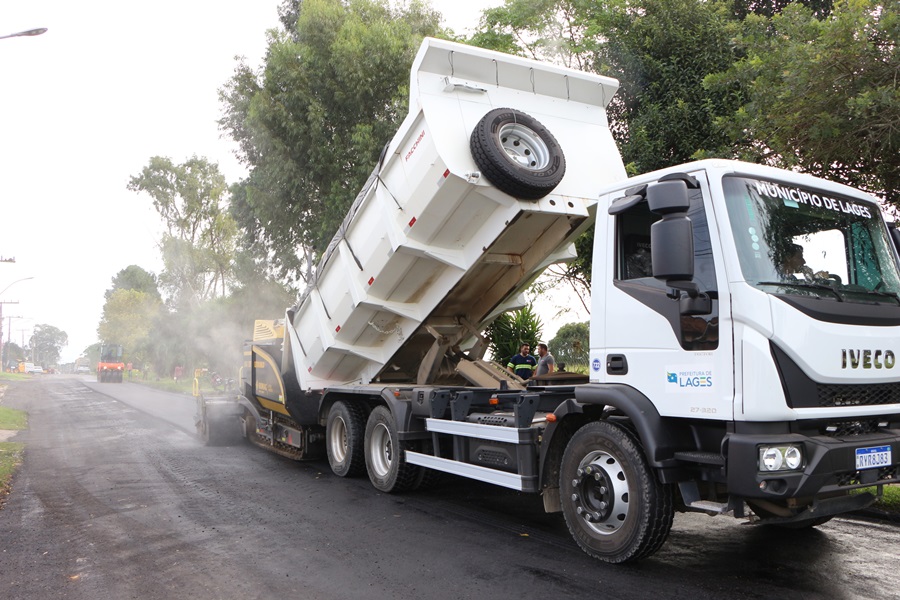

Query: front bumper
[[726, 429, 900, 499]]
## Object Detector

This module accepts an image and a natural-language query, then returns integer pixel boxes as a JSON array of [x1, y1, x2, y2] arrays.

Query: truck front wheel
[[326, 401, 366, 477], [560, 421, 674, 563], [364, 405, 419, 493]]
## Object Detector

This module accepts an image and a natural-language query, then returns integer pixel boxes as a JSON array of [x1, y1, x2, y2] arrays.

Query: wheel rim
[[329, 415, 348, 463], [369, 422, 393, 478], [571, 450, 630, 535], [498, 123, 550, 171]]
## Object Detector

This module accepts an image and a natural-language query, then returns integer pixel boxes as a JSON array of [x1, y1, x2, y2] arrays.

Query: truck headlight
[[758, 445, 804, 472], [784, 446, 803, 470]]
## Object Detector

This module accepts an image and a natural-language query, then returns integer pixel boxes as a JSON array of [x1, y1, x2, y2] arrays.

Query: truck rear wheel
[[560, 421, 673, 563], [470, 108, 565, 200], [326, 401, 367, 477], [364, 405, 419, 493]]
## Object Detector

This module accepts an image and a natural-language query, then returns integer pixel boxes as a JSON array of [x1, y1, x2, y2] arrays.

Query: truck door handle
[[607, 354, 628, 375]]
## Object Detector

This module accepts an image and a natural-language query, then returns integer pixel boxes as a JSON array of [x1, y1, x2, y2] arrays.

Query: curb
[[0, 430, 21, 443]]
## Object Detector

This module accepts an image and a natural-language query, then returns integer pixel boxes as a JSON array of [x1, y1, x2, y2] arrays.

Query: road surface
[[1, 375, 898, 599]]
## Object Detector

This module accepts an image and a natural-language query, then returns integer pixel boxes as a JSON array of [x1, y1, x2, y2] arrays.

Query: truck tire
[[326, 401, 367, 477], [560, 420, 674, 563], [470, 108, 565, 200], [364, 405, 419, 493]]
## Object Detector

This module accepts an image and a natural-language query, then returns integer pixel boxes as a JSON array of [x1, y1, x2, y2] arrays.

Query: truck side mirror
[[890, 224, 900, 257], [648, 180, 694, 282], [648, 179, 711, 315]]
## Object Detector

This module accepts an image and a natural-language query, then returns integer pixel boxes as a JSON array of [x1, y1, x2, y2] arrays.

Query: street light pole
[[0, 28, 48, 40]]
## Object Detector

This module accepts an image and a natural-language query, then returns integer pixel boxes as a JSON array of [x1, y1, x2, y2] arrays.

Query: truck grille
[[820, 419, 882, 437], [817, 383, 900, 407], [837, 466, 899, 487]]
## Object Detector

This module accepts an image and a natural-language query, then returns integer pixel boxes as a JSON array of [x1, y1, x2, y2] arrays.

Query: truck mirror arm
[[667, 280, 713, 315]]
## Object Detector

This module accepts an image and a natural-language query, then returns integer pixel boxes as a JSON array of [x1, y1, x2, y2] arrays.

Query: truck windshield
[[722, 175, 900, 303], [100, 345, 123, 361]]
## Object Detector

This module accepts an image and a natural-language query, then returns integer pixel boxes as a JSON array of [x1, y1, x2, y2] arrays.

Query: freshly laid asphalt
[[2, 375, 900, 600]]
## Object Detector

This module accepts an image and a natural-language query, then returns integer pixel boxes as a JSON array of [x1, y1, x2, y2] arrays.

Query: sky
[[0, 0, 585, 366]]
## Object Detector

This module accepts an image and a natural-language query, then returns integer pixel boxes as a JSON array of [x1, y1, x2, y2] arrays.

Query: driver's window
[[616, 201, 661, 285], [791, 230, 848, 283]]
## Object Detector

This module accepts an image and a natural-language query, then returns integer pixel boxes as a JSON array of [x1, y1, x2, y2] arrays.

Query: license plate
[[855, 445, 892, 470]]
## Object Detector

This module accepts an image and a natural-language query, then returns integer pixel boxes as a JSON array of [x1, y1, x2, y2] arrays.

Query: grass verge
[[0, 404, 27, 509], [865, 485, 900, 512], [0, 442, 24, 509], [130, 375, 232, 396], [0, 405, 28, 430], [0, 372, 29, 382]]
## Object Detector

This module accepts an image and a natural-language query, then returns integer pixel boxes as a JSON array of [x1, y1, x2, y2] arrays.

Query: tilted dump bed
[[287, 38, 626, 390]]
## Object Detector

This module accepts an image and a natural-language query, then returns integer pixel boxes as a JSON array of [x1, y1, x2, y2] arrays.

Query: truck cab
[[587, 159, 900, 518]]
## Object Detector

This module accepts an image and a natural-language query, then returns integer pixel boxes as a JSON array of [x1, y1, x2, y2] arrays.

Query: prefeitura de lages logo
[[666, 368, 713, 389]]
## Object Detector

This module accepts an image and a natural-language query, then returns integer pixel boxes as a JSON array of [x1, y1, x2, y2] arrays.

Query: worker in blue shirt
[[506, 343, 537, 380]]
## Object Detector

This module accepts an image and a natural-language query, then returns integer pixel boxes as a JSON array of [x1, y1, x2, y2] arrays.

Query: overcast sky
[[0, 0, 583, 366]]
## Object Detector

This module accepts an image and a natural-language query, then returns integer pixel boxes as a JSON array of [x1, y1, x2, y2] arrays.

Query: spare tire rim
[[498, 123, 550, 171], [571, 450, 630, 535]]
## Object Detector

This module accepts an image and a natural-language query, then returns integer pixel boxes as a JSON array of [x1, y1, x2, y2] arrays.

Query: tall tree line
[[108, 0, 896, 374], [470, 0, 897, 290], [221, 0, 897, 290]]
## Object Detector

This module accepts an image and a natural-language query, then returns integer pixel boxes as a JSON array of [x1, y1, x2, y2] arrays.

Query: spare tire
[[470, 108, 566, 200]]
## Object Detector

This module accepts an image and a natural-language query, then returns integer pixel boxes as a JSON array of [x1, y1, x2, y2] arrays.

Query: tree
[[127, 156, 238, 305], [218, 0, 443, 285], [586, 0, 742, 173], [467, 0, 743, 289], [2, 341, 24, 369], [486, 305, 543, 363], [469, 0, 595, 69], [30, 324, 67, 366], [708, 0, 900, 205], [105, 265, 162, 302], [97, 288, 162, 368], [99, 266, 163, 369], [468, 0, 742, 173], [730, 0, 834, 18], [82, 343, 101, 369], [548, 321, 589, 370]]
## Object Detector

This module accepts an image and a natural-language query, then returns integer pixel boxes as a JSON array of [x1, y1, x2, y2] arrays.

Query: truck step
[[673, 451, 725, 466], [688, 500, 731, 514]]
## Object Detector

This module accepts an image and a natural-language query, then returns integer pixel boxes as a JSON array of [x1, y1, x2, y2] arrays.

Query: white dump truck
[[197, 37, 900, 563]]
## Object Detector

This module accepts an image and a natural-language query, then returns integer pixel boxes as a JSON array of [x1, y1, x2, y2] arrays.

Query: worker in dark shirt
[[506, 343, 537, 380]]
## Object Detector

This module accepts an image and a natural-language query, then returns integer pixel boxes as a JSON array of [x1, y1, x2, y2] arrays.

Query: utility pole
[[0, 300, 18, 371], [3, 315, 22, 370], [0, 276, 35, 370]]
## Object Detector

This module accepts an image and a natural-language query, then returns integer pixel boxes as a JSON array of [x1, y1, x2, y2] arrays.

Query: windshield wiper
[[756, 281, 844, 302], [860, 289, 900, 306]]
